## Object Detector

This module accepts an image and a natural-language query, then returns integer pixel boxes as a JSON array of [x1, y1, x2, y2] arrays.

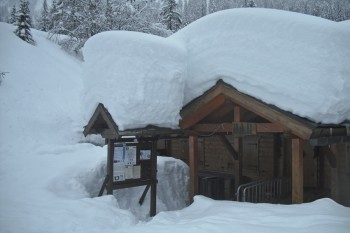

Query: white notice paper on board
[[125, 145, 137, 165], [113, 162, 125, 181], [114, 145, 124, 162], [125, 166, 133, 179], [133, 165, 141, 179]]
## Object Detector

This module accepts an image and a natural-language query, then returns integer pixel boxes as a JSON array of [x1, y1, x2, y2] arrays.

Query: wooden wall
[[163, 137, 350, 206], [166, 134, 278, 180], [331, 143, 350, 207]]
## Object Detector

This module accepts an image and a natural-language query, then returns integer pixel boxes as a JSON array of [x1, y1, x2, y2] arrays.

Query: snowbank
[[83, 8, 350, 129], [82, 31, 186, 130], [116, 196, 350, 233], [114, 156, 189, 220]]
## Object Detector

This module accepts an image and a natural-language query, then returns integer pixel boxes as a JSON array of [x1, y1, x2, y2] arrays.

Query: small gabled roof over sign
[[84, 103, 184, 139], [83, 103, 119, 139]]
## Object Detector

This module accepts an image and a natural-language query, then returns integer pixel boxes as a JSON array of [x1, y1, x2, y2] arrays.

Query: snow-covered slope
[[0, 22, 83, 151], [0, 22, 189, 232], [84, 8, 350, 130]]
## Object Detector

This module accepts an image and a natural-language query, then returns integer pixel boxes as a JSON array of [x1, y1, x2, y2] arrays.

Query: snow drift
[[0, 22, 189, 232], [83, 8, 350, 130]]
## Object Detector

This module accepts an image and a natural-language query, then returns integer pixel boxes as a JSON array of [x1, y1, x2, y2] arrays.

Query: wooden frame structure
[[180, 80, 350, 204], [83, 103, 183, 216], [83, 81, 349, 206]]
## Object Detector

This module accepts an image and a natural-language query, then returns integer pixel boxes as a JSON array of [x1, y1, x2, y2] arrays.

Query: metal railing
[[236, 177, 291, 203]]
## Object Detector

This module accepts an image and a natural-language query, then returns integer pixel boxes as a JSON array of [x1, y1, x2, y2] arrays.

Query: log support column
[[150, 139, 158, 217], [189, 135, 198, 202], [233, 106, 242, 193], [106, 139, 115, 195], [292, 138, 303, 204]]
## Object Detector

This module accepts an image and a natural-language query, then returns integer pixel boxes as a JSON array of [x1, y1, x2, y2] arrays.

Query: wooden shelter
[[177, 80, 350, 205], [83, 103, 183, 216], [83, 81, 350, 207]]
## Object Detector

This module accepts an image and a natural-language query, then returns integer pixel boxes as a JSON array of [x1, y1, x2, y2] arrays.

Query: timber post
[[233, 106, 243, 192], [189, 135, 198, 202], [150, 138, 158, 217], [107, 139, 115, 195], [292, 137, 303, 204]]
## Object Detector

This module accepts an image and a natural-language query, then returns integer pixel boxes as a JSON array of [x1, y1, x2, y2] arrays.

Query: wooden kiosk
[[178, 80, 350, 204], [83, 103, 182, 216]]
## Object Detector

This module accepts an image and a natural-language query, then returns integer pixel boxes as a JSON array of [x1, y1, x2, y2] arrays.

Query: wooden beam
[[180, 83, 226, 119], [292, 138, 303, 204], [219, 135, 238, 160], [321, 146, 337, 168], [193, 123, 285, 133], [150, 139, 157, 217], [101, 129, 118, 139], [221, 85, 313, 139], [180, 94, 226, 129], [233, 107, 242, 193], [189, 135, 198, 202], [107, 139, 114, 195], [309, 136, 350, 146]]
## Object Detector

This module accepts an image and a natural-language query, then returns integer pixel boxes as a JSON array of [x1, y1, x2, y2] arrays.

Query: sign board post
[[105, 138, 157, 217]]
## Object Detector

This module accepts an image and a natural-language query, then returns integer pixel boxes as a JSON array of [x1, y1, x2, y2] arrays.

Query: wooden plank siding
[[331, 143, 350, 206]]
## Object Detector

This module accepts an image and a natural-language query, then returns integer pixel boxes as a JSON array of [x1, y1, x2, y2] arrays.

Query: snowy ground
[[1, 8, 350, 233]]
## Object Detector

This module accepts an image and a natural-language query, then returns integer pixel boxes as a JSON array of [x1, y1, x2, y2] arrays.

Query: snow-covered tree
[[161, 0, 182, 31], [14, 0, 35, 45], [242, 0, 257, 8], [105, 0, 114, 30], [47, 0, 63, 34], [8, 5, 17, 24], [37, 0, 50, 31]]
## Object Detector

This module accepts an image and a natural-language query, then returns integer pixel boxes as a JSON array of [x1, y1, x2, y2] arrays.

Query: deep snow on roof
[[83, 8, 350, 130]]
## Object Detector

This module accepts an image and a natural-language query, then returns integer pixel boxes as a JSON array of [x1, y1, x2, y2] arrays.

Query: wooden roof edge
[[118, 125, 184, 138], [83, 103, 119, 139], [180, 80, 226, 119], [310, 123, 350, 138], [179, 93, 227, 129], [220, 84, 315, 139], [181, 80, 317, 140]]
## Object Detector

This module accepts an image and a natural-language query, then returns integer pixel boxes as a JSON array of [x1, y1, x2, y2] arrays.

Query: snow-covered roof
[[82, 8, 350, 130], [83, 31, 186, 131]]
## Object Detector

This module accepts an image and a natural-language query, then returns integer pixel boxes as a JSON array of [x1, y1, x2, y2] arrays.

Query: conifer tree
[[14, 0, 35, 45], [48, 0, 60, 31], [105, 0, 114, 30], [161, 0, 182, 32], [37, 0, 50, 31], [8, 5, 17, 24], [242, 0, 257, 8]]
